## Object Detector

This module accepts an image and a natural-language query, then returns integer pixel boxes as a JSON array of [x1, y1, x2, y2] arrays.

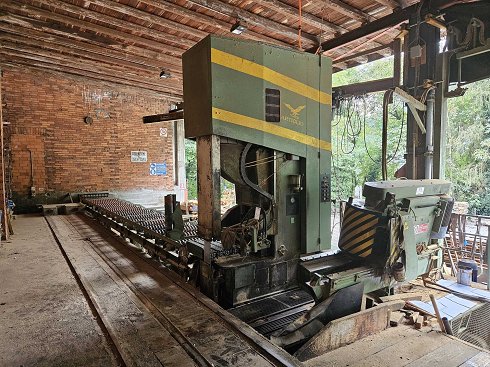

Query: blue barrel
[[458, 259, 478, 282]]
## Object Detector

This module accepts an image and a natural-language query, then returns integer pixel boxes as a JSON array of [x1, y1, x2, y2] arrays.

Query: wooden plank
[[196, 135, 221, 241], [295, 301, 404, 361], [0, 74, 7, 239], [406, 340, 480, 366], [303, 326, 447, 367], [459, 351, 490, 367]]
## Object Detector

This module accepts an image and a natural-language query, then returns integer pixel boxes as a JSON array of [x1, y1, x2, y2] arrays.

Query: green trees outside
[[185, 139, 198, 200], [331, 57, 406, 200], [446, 79, 490, 214]]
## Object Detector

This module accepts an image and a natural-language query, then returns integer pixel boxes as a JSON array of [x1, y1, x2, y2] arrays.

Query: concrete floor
[[0, 215, 117, 367]]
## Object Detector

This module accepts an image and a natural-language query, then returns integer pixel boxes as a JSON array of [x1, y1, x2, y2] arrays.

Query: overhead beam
[[78, 0, 207, 41], [0, 58, 180, 100], [0, 23, 181, 73], [333, 43, 392, 64], [251, 0, 346, 34], [25, 0, 197, 48], [0, 35, 182, 81], [0, 2, 185, 55], [318, 0, 376, 23], [0, 16, 183, 69], [333, 77, 394, 96], [308, 0, 477, 53], [185, 0, 318, 46], [371, 0, 402, 9], [112, 0, 291, 47], [0, 49, 182, 95]]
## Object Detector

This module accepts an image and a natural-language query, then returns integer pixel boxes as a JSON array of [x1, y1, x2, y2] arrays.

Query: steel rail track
[[74, 199, 303, 367]]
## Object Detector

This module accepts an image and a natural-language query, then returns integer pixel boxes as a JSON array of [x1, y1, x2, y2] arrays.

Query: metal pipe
[[382, 89, 393, 180], [425, 89, 435, 179], [487, 236, 490, 290]]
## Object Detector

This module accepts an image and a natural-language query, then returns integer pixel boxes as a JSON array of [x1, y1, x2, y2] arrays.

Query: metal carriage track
[[46, 212, 301, 367]]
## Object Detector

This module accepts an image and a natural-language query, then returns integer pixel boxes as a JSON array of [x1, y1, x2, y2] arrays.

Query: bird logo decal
[[284, 103, 306, 118]]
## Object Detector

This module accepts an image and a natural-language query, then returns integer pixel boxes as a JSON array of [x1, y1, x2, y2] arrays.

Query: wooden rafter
[[0, 23, 181, 72], [251, 0, 346, 34], [0, 15, 183, 69], [185, 0, 319, 46], [0, 51, 181, 97], [112, 0, 291, 47], [1, 61, 177, 100], [0, 34, 182, 80], [0, 2, 185, 56], [319, 0, 377, 23], [0, 46, 182, 94], [18, 0, 197, 47], [371, 0, 403, 9]]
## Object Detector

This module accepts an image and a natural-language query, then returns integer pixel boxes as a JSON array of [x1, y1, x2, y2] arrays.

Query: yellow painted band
[[212, 107, 332, 151], [211, 48, 332, 105], [349, 239, 374, 255], [358, 249, 372, 258]]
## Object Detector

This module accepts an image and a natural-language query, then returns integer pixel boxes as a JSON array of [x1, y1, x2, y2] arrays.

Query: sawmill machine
[[182, 36, 453, 314]]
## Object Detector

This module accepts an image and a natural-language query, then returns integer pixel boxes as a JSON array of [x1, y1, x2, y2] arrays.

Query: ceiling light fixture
[[160, 70, 172, 79], [230, 21, 246, 35]]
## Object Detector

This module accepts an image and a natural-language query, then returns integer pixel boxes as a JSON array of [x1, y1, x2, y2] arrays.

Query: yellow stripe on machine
[[211, 48, 332, 105], [339, 217, 378, 249], [212, 107, 332, 151], [349, 238, 375, 255]]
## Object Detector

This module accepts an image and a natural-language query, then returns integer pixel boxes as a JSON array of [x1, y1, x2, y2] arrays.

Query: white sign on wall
[[131, 151, 148, 162], [160, 127, 168, 137]]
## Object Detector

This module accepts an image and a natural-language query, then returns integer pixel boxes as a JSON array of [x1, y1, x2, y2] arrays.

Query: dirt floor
[[0, 215, 117, 367]]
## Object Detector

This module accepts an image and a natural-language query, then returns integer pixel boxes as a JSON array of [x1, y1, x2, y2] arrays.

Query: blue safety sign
[[150, 162, 167, 176]]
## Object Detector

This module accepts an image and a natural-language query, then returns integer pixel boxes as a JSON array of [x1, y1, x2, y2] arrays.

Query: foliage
[[446, 79, 490, 215], [185, 139, 198, 200], [331, 57, 406, 201]]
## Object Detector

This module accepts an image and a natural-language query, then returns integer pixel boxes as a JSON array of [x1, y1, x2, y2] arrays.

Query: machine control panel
[[320, 174, 331, 202]]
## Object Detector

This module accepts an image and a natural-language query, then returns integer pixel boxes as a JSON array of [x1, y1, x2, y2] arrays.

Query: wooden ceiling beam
[[0, 15, 183, 69], [0, 22, 181, 73], [78, 0, 206, 41], [371, 0, 402, 9], [0, 1, 185, 55], [0, 48, 182, 94], [332, 43, 392, 64], [138, 0, 291, 47], [0, 34, 183, 81], [0, 60, 178, 100], [185, 0, 318, 46], [318, 0, 377, 23], [251, 0, 346, 34]]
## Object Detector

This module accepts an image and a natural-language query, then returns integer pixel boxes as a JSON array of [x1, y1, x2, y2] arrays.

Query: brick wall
[[1, 67, 176, 211]]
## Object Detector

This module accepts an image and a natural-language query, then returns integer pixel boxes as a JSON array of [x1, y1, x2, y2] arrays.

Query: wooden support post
[[429, 294, 446, 333], [0, 69, 8, 240], [196, 135, 221, 243]]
